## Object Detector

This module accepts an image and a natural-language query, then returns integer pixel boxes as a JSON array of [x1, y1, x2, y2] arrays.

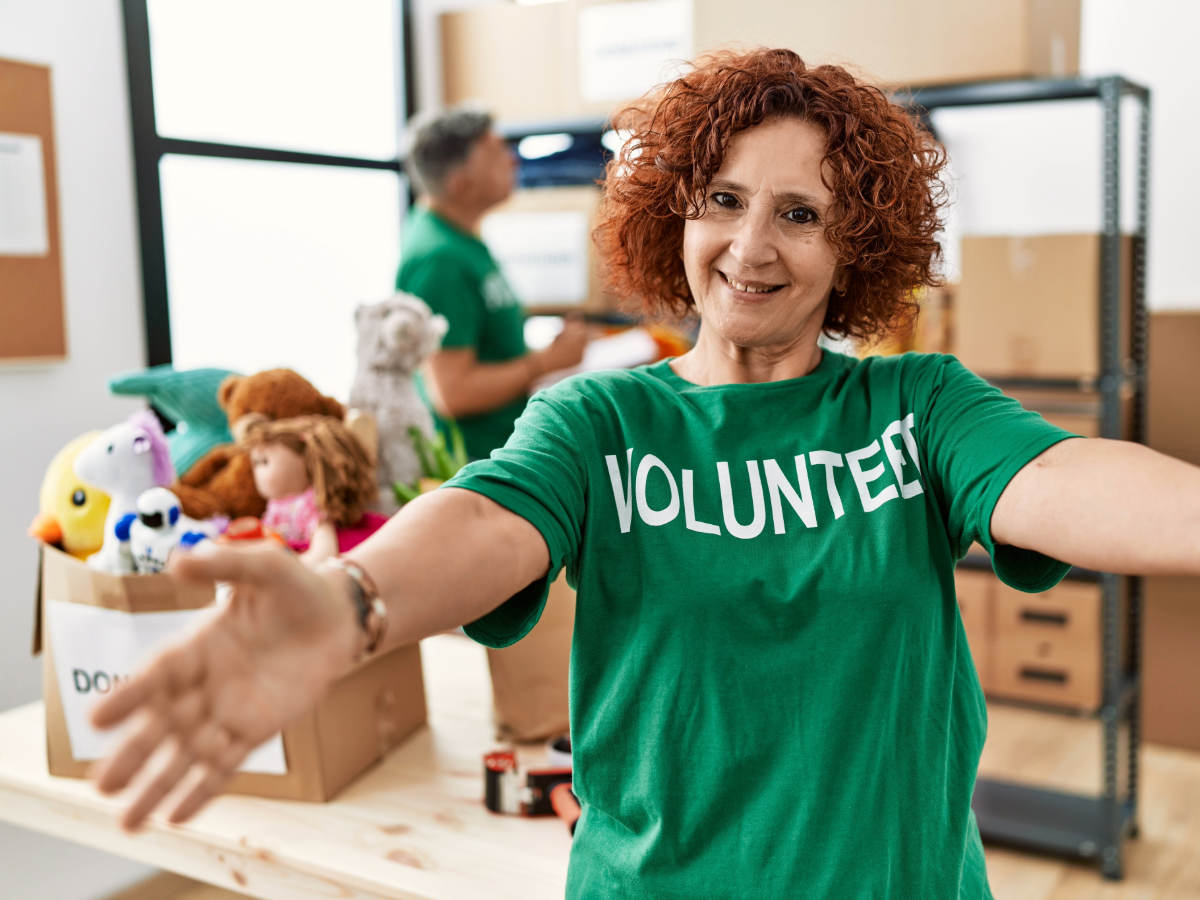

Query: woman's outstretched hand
[[88, 540, 360, 831]]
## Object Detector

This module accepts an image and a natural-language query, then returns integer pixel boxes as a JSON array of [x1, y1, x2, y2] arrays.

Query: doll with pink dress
[[245, 416, 386, 561]]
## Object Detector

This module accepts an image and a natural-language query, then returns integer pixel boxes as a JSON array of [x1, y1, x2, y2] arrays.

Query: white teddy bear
[[349, 293, 448, 514]]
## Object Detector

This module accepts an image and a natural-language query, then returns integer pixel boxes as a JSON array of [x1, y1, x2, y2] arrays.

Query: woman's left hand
[[89, 540, 360, 830]]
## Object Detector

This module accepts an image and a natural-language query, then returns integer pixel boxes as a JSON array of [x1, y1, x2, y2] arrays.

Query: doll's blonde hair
[[245, 416, 377, 527]]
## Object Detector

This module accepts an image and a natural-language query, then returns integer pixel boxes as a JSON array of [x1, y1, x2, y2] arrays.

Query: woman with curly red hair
[[93, 49, 1200, 899]]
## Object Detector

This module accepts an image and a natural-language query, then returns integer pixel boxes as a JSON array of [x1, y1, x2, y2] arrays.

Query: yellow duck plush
[[29, 432, 112, 560]]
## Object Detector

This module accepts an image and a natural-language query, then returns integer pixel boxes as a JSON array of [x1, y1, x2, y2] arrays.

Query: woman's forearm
[[992, 437, 1200, 576], [340, 487, 551, 652]]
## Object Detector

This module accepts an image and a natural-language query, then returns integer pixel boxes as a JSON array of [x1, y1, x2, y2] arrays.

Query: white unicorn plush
[[74, 410, 175, 574]]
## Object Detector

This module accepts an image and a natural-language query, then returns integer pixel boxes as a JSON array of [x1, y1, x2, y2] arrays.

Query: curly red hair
[[594, 48, 947, 342]]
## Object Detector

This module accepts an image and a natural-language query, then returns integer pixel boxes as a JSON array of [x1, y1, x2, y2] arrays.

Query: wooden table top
[[0, 635, 572, 900]]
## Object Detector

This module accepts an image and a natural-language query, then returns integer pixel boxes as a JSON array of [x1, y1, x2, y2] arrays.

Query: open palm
[[89, 541, 357, 830]]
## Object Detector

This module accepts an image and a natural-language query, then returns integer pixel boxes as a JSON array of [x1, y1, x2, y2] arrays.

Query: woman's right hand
[[88, 540, 361, 831]]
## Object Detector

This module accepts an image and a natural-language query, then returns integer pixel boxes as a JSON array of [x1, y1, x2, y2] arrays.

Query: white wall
[[0, 0, 156, 896], [1080, 0, 1199, 310]]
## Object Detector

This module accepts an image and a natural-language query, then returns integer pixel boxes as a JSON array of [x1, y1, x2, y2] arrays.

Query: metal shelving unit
[[899, 76, 1152, 880]]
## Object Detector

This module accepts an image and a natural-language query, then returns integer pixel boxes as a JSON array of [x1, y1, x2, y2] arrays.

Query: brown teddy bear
[[172, 369, 345, 520]]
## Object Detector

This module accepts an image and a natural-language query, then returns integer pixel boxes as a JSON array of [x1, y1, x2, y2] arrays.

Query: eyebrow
[[707, 179, 825, 208]]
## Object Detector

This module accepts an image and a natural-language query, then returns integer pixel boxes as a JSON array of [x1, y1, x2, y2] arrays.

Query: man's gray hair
[[402, 106, 494, 198]]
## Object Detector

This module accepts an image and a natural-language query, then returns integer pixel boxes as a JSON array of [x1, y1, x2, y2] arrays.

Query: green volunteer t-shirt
[[449, 350, 1076, 899], [396, 206, 528, 460]]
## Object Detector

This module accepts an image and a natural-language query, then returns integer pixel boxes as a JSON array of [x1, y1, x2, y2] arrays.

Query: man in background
[[399, 107, 588, 461]]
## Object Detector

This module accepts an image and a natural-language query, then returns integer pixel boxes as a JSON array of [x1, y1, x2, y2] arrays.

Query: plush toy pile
[[31, 293, 449, 575]]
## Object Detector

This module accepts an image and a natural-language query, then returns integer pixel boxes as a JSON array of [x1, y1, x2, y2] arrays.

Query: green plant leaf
[[448, 421, 468, 471], [393, 480, 421, 505], [409, 425, 437, 478], [432, 437, 455, 481]]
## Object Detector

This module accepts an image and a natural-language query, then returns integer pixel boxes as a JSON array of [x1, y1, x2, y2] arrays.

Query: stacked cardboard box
[[1144, 312, 1200, 753], [955, 568, 1105, 711], [441, 0, 1080, 123], [955, 234, 1132, 383]]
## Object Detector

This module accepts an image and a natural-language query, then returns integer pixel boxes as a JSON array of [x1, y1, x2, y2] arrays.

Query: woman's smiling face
[[682, 117, 844, 352]]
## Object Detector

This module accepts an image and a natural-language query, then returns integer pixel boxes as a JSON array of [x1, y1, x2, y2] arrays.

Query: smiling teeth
[[731, 279, 774, 293]]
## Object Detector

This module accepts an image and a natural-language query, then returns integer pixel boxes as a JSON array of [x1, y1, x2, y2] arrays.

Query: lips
[[719, 271, 784, 294]]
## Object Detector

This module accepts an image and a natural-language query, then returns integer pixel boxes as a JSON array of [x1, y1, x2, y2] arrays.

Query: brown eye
[[786, 207, 816, 224]]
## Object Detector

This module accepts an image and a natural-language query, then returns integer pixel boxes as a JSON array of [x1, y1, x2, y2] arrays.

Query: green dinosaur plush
[[108, 364, 240, 475]]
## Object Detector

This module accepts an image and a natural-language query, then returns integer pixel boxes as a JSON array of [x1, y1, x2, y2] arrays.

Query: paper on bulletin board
[[0, 132, 49, 256], [578, 0, 694, 104], [481, 210, 589, 306], [44, 600, 288, 774]]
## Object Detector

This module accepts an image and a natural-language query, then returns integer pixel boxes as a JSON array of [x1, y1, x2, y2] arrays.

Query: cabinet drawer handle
[[1020, 610, 1068, 626], [1019, 667, 1068, 684]]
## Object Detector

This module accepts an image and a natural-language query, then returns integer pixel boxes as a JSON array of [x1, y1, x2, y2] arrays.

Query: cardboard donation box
[[955, 234, 1132, 382], [486, 571, 575, 742], [441, 0, 1079, 122], [35, 545, 427, 801], [481, 185, 615, 315]]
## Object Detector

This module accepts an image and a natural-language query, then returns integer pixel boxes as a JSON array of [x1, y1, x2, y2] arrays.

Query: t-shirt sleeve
[[915, 356, 1079, 593], [442, 392, 589, 648], [401, 256, 484, 350]]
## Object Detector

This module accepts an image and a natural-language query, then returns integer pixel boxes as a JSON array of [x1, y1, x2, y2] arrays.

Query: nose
[[727, 207, 779, 269]]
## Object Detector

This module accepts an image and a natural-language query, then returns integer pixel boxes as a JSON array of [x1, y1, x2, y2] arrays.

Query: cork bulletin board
[[0, 58, 66, 362]]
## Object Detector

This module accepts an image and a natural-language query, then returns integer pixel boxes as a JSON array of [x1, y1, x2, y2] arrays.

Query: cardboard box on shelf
[[486, 571, 575, 742], [991, 579, 1102, 711], [441, 0, 1079, 123], [442, 1, 583, 125], [955, 234, 1131, 381], [1143, 312, 1200, 752], [34, 545, 427, 801], [954, 569, 994, 691], [1148, 312, 1200, 468], [481, 185, 618, 315], [695, 0, 1078, 87], [913, 286, 953, 355], [1003, 387, 1134, 440], [1144, 575, 1200, 752], [991, 629, 1101, 710]]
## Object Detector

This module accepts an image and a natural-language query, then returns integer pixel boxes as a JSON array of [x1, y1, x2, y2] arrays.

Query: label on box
[[45, 600, 288, 774], [481, 210, 589, 306], [578, 0, 693, 104]]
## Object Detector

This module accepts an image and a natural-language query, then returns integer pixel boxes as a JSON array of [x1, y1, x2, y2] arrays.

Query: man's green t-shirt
[[448, 350, 1076, 899], [396, 206, 528, 460]]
